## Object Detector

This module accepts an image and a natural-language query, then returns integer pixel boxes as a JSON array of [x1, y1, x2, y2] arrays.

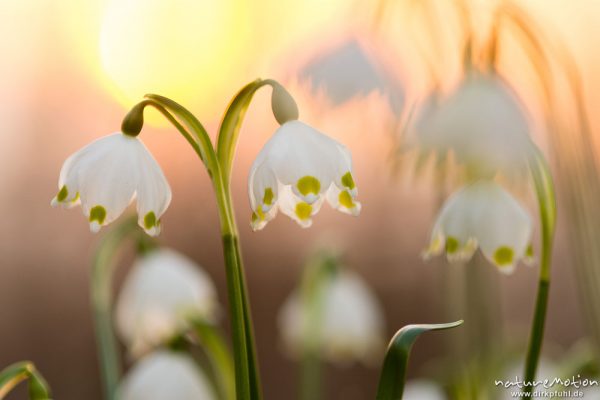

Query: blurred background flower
[[115, 248, 219, 358], [117, 350, 217, 400], [2, 0, 600, 399]]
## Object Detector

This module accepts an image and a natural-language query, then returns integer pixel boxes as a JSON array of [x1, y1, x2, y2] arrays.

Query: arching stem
[[523, 148, 556, 394]]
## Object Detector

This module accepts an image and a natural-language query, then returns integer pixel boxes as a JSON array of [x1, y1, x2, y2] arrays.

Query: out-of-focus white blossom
[[424, 181, 533, 274], [115, 249, 218, 357], [51, 132, 171, 236], [249, 120, 360, 230], [278, 270, 384, 365], [413, 72, 535, 179], [118, 350, 217, 400]]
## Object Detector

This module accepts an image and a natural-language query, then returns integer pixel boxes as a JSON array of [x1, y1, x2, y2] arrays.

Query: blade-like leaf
[[376, 320, 463, 400], [191, 319, 236, 400], [0, 361, 51, 400], [216, 79, 267, 182]]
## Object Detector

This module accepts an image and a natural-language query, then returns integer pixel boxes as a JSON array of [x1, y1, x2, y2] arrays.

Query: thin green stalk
[[91, 216, 140, 400], [300, 352, 321, 400], [523, 149, 556, 394]]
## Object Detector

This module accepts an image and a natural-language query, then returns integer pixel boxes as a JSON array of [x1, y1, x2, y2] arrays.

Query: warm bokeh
[[1, 0, 600, 399]]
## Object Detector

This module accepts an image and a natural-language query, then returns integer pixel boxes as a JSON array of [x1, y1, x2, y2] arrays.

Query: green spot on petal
[[494, 246, 514, 266], [295, 202, 312, 220], [526, 243, 534, 258], [338, 190, 355, 209], [144, 211, 157, 230], [89, 205, 107, 225], [297, 176, 321, 196], [341, 172, 355, 190], [445, 236, 460, 254], [263, 188, 274, 206], [57, 185, 69, 202]]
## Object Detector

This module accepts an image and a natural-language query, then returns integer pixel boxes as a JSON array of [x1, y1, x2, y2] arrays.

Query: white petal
[[262, 121, 339, 203], [248, 159, 278, 214], [325, 184, 361, 216], [118, 351, 217, 400], [77, 135, 138, 229], [426, 187, 478, 263], [468, 182, 532, 272], [133, 139, 172, 236], [115, 249, 218, 357], [52, 134, 118, 207], [278, 185, 324, 228]]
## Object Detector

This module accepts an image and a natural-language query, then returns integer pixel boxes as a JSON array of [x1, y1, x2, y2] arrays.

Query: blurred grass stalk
[[499, 1, 600, 362]]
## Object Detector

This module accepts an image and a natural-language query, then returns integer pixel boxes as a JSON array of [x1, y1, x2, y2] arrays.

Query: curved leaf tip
[[376, 320, 463, 400]]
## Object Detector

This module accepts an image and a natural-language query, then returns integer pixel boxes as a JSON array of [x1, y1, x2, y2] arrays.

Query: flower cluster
[[414, 71, 536, 273]]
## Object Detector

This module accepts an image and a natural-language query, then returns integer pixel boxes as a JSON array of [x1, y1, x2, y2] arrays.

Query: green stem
[[300, 352, 321, 400], [523, 149, 556, 394], [91, 216, 140, 400]]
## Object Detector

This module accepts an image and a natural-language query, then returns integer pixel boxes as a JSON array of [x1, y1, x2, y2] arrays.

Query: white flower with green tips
[[115, 249, 219, 357], [118, 350, 217, 400], [248, 120, 360, 230], [51, 132, 171, 235], [424, 181, 533, 274]]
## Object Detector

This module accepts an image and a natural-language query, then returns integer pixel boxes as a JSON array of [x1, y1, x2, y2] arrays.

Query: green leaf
[[376, 320, 463, 400], [191, 319, 236, 400], [0, 361, 51, 400], [216, 79, 266, 183]]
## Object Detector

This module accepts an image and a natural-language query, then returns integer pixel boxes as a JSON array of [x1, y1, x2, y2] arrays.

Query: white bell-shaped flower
[[51, 132, 171, 235], [414, 71, 534, 179], [278, 270, 384, 365], [248, 120, 360, 230], [424, 181, 533, 274], [115, 248, 219, 357], [118, 350, 217, 400]]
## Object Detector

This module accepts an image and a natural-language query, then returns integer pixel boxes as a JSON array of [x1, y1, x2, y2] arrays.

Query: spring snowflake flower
[[249, 120, 360, 230], [278, 270, 384, 365], [424, 181, 533, 274], [118, 350, 217, 400], [115, 249, 219, 357], [51, 132, 171, 235], [413, 71, 534, 179]]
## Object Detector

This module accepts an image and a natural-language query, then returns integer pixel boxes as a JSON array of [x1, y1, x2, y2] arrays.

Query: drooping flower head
[[115, 248, 219, 357], [249, 120, 360, 230], [51, 132, 171, 235], [118, 350, 217, 400], [278, 270, 385, 365], [413, 71, 535, 179], [424, 181, 533, 274]]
